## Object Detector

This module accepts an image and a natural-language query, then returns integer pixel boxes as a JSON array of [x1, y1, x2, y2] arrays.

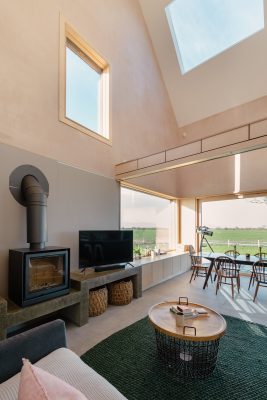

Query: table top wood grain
[[148, 301, 226, 342]]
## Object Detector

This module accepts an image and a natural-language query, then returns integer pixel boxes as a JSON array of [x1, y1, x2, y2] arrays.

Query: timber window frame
[[59, 16, 110, 144]]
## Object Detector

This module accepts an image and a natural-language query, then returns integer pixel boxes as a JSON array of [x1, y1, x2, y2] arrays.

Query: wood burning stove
[[9, 165, 71, 307], [9, 247, 70, 307]]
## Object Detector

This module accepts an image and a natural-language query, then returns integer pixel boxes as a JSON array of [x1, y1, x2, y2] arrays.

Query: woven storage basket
[[108, 280, 133, 306], [89, 286, 108, 316]]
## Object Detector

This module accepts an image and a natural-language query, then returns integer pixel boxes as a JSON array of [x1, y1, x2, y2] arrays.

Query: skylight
[[166, 0, 264, 74]]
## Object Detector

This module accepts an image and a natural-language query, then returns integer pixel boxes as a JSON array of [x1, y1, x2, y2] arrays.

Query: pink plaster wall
[[174, 147, 267, 198], [129, 169, 179, 198], [178, 96, 267, 143], [174, 97, 267, 198], [130, 97, 267, 198], [0, 0, 179, 178]]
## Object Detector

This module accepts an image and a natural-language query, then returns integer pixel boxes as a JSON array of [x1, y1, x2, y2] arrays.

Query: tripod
[[199, 234, 214, 253]]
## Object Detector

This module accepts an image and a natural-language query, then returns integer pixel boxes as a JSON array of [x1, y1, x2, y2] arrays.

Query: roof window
[[166, 0, 264, 74]]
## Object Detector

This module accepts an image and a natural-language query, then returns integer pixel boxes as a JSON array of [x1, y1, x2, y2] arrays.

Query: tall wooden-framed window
[[120, 185, 178, 252], [198, 192, 267, 257], [59, 16, 110, 144]]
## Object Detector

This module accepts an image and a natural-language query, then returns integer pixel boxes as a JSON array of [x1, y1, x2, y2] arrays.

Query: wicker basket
[[108, 280, 133, 306], [89, 286, 108, 316]]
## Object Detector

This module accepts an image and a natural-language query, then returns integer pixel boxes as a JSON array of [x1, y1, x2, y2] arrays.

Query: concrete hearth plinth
[[70, 265, 142, 302], [0, 288, 87, 340], [0, 265, 143, 340]]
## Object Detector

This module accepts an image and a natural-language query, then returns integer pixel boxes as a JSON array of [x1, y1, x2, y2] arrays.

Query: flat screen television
[[79, 230, 133, 270]]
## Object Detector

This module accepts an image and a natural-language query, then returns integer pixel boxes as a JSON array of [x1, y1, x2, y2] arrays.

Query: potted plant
[[133, 246, 142, 260]]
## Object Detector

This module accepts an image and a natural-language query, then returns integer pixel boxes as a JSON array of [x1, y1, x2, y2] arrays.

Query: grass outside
[[202, 244, 260, 255], [133, 228, 156, 245], [210, 228, 267, 242], [131, 227, 267, 255], [205, 228, 267, 255]]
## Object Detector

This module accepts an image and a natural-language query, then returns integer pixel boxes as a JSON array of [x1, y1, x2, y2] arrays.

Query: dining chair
[[189, 246, 212, 284], [224, 249, 240, 257], [221, 250, 240, 283], [214, 256, 240, 299], [252, 260, 267, 302], [248, 252, 267, 290]]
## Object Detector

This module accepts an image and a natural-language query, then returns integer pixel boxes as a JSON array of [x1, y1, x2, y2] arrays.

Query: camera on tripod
[[196, 226, 213, 237], [196, 226, 214, 252]]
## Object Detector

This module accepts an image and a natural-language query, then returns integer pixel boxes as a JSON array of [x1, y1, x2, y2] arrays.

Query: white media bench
[[134, 251, 191, 291]]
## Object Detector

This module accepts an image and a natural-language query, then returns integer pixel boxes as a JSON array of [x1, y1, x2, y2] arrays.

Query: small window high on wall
[[60, 17, 110, 144], [120, 187, 177, 254]]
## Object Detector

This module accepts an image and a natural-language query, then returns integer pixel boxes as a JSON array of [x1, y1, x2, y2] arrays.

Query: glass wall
[[120, 187, 177, 255], [200, 196, 267, 256]]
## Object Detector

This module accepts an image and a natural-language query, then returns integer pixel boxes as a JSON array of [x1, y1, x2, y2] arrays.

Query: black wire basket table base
[[155, 329, 220, 379], [148, 300, 226, 380]]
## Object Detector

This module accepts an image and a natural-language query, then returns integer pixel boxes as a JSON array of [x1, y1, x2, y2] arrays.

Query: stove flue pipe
[[21, 174, 48, 250]]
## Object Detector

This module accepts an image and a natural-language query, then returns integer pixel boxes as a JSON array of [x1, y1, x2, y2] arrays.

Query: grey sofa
[[0, 319, 126, 399]]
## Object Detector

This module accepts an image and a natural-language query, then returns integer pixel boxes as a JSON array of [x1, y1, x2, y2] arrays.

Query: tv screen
[[79, 230, 133, 269]]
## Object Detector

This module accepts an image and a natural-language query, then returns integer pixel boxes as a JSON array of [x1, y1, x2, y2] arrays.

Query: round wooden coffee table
[[149, 300, 226, 379]]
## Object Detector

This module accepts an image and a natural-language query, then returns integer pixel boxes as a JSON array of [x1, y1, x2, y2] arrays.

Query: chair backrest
[[254, 252, 267, 259], [214, 256, 239, 277], [191, 254, 202, 266], [225, 249, 240, 257], [253, 260, 267, 283], [189, 245, 195, 256]]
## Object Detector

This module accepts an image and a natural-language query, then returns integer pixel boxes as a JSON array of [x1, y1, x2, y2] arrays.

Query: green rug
[[81, 315, 267, 400]]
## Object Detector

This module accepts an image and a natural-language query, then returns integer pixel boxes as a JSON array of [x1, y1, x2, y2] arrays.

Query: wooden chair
[[189, 246, 212, 284], [224, 249, 240, 257], [252, 260, 267, 302], [219, 250, 240, 283], [248, 253, 267, 290], [214, 256, 240, 299], [254, 252, 267, 258]]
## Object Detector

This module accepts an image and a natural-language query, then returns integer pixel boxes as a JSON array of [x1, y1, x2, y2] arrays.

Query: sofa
[[0, 319, 127, 399]]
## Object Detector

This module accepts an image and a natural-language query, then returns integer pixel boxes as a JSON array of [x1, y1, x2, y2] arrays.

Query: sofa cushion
[[18, 358, 87, 400], [0, 348, 127, 400], [0, 319, 66, 384]]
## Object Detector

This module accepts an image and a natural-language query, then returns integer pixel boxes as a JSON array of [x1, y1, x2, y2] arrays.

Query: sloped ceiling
[[139, 0, 267, 127]]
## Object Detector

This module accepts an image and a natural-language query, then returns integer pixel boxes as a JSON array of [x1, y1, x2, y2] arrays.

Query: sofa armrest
[[0, 319, 66, 383]]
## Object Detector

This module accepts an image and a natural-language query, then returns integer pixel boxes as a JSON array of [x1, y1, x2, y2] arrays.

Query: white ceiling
[[139, 0, 267, 127]]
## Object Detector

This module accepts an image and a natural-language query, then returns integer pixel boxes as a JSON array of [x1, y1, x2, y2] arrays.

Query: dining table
[[198, 252, 260, 289]]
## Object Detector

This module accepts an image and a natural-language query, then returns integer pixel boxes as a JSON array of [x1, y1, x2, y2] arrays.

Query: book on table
[[175, 305, 209, 317], [170, 306, 197, 318]]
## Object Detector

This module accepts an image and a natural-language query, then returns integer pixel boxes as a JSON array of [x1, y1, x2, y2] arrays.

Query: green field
[[131, 227, 267, 256], [132, 228, 157, 253], [201, 228, 267, 255], [133, 228, 156, 244]]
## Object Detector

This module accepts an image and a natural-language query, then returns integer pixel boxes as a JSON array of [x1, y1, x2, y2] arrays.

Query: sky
[[120, 188, 174, 228], [166, 0, 264, 73], [66, 47, 100, 133], [202, 197, 267, 229]]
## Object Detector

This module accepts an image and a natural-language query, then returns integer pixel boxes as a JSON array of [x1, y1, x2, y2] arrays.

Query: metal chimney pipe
[[21, 175, 48, 250]]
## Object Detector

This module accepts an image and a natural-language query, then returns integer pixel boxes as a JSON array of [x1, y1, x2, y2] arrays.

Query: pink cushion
[[18, 358, 87, 400]]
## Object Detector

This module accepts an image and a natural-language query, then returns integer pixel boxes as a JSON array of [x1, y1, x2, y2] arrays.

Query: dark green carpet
[[81, 315, 267, 400]]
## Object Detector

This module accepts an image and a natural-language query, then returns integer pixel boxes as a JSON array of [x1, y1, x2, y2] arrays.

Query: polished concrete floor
[[66, 271, 267, 356]]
